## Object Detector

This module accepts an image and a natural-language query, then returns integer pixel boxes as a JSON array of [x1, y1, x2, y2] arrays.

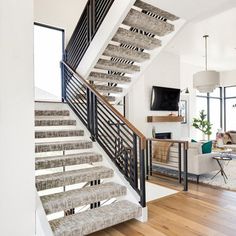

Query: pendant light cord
[[204, 35, 209, 71]]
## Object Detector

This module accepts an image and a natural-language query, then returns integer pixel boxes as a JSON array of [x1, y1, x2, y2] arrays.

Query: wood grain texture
[[147, 116, 184, 123], [90, 175, 236, 236]]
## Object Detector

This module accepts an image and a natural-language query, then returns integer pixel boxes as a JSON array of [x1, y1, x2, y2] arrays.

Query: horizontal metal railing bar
[[96, 117, 117, 141], [67, 73, 87, 92], [147, 138, 189, 150], [97, 115, 133, 150], [65, 92, 87, 118], [96, 118, 133, 150], [65, 78, 88, 104], [97, 133, 116, 152], [65, 82, 88, 109], [97, 137, 116, 158], [96, 107, 134, 144], [72, 44, 90, 69], [66, 97, 87, 125], [62, 61, 146, 149], [65, 86, 87, 114], [98, 104, 133, 136], [68, 17, 88, 52], [69, 36, 89, 68], [67, 25, 88, 60], [66, 8, 88, 50], [65, 92, 87, 120], [97, 101, 134, 137], [64, 73, 87, 95], [97, 126, 116, 149]]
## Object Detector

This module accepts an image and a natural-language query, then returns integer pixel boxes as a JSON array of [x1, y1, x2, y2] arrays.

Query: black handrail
[[61, 61, 147, 207], [65, 0, 114, 70]]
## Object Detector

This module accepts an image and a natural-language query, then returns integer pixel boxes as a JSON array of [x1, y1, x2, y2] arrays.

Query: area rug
[[153, 156, 236, 191]]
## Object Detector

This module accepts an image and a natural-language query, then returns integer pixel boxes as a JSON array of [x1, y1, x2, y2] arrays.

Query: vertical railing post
[[183, 142, 188, 191], [139, 141, 146, 208], [145, 140, 149, 180], [133, 134, 138, 188], [87, 88, 97, 141], [178, 143, 182, 183], [87, 88, 91, 133], [149, 140, 152, 176], [61, 62, 66, 102], [90, 92, 97, 141]]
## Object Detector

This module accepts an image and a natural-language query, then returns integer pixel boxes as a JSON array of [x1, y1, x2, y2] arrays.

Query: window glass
[[34, 24, 63, 101], [225, 86, 236, 98], [209, 98, 221, 139], [225, 98, 236, 131], [196, 97, 208, 116], [209, 88, 221, 98]]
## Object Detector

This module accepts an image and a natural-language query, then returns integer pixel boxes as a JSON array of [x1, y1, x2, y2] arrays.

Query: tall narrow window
[[196, 88, 222, 139], [225, 86, 236, 131], [34, 23, 64, 101]]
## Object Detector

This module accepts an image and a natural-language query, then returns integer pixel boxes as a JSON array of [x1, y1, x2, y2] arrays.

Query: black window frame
[[196, 87, 223, 130], [224, 86, 236, 131]]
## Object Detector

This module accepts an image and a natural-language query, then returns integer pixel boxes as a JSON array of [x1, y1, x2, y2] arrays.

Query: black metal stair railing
[[61, 61, 147, 207], [65, 0, 114, 70]]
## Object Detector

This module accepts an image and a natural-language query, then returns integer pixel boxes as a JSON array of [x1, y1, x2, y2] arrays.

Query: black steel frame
[[65, 0, 114, 69], [61, 61, 146, 207], [196, 87, 223, 129], [146, 139, 189, 191], [224, 86, 236, 131]]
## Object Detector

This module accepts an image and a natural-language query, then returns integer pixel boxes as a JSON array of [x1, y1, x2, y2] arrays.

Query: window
[[196, 88, 222, 139], [34, 23, 64, 101], [225, 86, 236, 131]]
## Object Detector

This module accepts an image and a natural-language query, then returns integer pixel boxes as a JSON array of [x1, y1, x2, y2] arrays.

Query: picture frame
[[179, 100, 187, 124]]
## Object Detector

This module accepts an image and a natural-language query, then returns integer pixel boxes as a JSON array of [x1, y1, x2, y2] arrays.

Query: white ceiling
[[162, 1, 236, 71]]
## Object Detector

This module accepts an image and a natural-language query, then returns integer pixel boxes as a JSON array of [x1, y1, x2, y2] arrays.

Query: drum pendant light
[[193, 35, 220, 93]]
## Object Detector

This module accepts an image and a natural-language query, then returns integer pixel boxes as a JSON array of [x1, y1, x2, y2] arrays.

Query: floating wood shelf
[[147, 116, 184, 123]]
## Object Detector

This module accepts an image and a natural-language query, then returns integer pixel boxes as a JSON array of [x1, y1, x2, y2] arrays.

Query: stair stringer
[[76, 0, 136, 78], [36, 191, 54, 236], [66, 103, 148, 222]]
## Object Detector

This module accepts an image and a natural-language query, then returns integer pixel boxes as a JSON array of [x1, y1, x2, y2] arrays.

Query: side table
[[211, 155, 232, 183]]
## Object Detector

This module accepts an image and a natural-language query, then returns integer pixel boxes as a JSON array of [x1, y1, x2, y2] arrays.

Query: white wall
[[0, 0, 35, 235], [180, 61, 203, 138], [34, 0, 87, 44], [127, 51, 188, 139]]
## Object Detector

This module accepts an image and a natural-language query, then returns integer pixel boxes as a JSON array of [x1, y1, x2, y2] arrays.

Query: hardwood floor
[[90, 175, 236, 236]]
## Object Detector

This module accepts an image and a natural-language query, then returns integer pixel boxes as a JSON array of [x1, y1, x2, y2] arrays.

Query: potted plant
[[192, 110, 212, 140]]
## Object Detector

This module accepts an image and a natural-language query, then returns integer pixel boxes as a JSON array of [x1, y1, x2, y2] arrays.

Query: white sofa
[[186, 142, 220, 183], [152, 142, 220, 183]]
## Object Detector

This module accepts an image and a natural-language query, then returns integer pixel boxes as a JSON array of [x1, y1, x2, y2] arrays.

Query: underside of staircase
[[35, 104, 141, 235], [83, 0, 181, 104]]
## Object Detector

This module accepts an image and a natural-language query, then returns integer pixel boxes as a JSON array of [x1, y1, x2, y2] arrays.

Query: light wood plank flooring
[[90, 174, 236, 236]]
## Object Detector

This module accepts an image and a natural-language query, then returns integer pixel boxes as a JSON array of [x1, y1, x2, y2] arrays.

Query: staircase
[[73, 0, 184, 104], [35, 105, 142, 235]]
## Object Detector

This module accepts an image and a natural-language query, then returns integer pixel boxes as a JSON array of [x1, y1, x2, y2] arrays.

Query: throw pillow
[[202, 141, 212, 154], [229, 132, 236, 144], [223, 132, 232, 145]]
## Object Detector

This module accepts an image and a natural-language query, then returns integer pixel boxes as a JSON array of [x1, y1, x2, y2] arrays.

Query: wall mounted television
[[150, 86, 180, 111]]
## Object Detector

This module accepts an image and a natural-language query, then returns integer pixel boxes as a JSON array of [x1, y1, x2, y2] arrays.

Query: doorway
[[34, 23, 64, 101]]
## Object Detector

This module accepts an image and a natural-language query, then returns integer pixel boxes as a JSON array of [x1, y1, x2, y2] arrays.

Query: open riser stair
[[35, 105, 142, 235], [68, 0, 183, 104]]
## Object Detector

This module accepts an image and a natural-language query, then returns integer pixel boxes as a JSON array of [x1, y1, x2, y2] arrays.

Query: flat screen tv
[[150, 86, 180, 111]]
